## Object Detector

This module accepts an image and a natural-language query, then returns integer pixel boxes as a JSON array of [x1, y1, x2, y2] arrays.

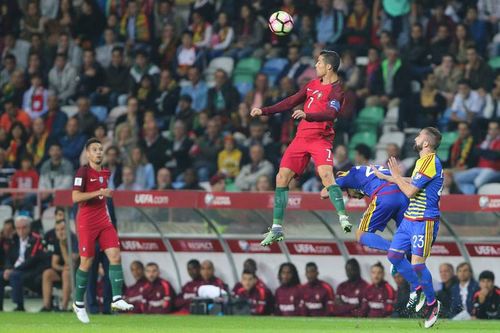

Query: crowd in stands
[[0, 0, 498, 218]]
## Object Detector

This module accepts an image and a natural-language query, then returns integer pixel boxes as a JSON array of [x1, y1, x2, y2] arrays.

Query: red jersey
[[262, 78, 344, 141], [11, 169, 39, 199], [478, 136, 500, 170], [332, 278, 369, 317], [232, 277, 266, 294], [274, 285, 303, 316], [73, 165, 111, 225], [301, 279, 335, 316], [124, 277, 148, 314], [235, 284, 273, 315], [200, 276, 227, 290], [175, 278, 204, 312], [360, 281, 396, 317], [142, 278, 176, 314]]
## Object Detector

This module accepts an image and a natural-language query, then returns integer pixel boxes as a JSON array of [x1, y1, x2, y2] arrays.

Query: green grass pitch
[[1, 313, 500, 333]]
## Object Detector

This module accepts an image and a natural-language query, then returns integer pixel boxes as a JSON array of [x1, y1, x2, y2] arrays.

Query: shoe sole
[[416, 294, 427, 313], [111, 304, 134, 311], [424, 301, 441, 329], [261, 236, 284, 247]]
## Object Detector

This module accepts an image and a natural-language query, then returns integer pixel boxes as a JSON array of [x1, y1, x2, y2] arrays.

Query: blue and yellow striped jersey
[[336, 165, 391, 197], [404, 153, 444, 220]]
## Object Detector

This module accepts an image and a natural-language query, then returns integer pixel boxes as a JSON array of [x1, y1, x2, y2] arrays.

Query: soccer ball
[[268, 11, 294, 36]]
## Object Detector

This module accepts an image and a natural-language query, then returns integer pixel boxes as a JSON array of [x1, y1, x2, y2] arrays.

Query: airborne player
[[72, 138, 133, 323]]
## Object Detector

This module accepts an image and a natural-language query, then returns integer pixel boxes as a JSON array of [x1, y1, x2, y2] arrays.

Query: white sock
[[272, 224, 282, 229], [112, 295, 122, 302], [75, 301, 85, 307]]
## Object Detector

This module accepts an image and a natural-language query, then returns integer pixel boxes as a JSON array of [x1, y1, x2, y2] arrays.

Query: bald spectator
[[48, 53, 78, 104], [235, 144, 274, 191], [59, 118, 86, 169], [200, 260, 227, 291]]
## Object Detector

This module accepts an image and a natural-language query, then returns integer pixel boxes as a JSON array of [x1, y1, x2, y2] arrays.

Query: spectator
[[189, 0, 215, 23], [154, 0, 185, 38], [41, 219, 78, 311], [104, 146, 123, 190], [165, 120, 194, 177], [200, 260, 227, 290], [454, 120, 500, 194], [464, 46, 494, 90], [98, 46, 130, 109], [77, 49, 105, 102], [301, 262, 335, 316], [0, 219, 15, 268], [0, 99, 31, 133], [442, 169, 463, 195], [370, 45, 412, 108], [55, 0, 76, 34], [142, 262, 176, 314], [26, 118, 50, 168], [156, 24, 178, 70], [74, 0, 106, 47], [175, 31, 203, 78], [1, 68, 26, 108], [450, 262, 480, 319], [391, 273, 410, 318], [190, 10, 213, 50], [339, 50, 362, 90], [155, 69, 180, 129], [193, 119, 222, 181], [114, 121, 137, 162], [25, 53, 45, 82], [425, 2, 455, 42], [48, 53, 78, 104], [124, 260, 147, 314], [74, 96, 98, 138], [345, 0, 371, 53], [209, 12, 234, 59], [402, 23, 430, 75], [235, 144, 274, 191], [139, 121, 169, 173], [449, 23, 475, 65], [315, 0, 345, 49], [333, 145, 353, 173], [120, 0, 151, 46], [96, 29, 120, 69], [180, 67, 208, 113], [0, 215, 45, 311], [434, 54, 463, 103], [129, 50, 160, 88], [22, 73, 48, 120], [43, 94, 68, 140], [5, 155, 38, 210], [134, 74, 158, 112], [209, 173, 226, 192], [472, 270, 500, 320], [2, 33, 30, 70], [56, 30, 83, 68], [129, 147, 155, 190], [275, 262, 301, 316], [243, 121, 273, 153], [207, 69, 240, 119], [180, 168, 203, 190], [245, 73, 274, 111], [234, 270, 272, 315], [360, 262, 395, 317], [354, 144, 371, 166], [255, 175, 272, 192], [0, 54, 19, 88], [464, 6, 488, 55], [5, 122, 28, 168], [383, 143, 406, 175], [277, 46, 309, 84], [115, 96, 140, 137], [333, 258, 368, 317], [429, 24, 452, 65], [227, 4, 264, 60], [174, 95, 196, 132], [117, 165, 141, 191], [175, 259, 203, 313], [217, 134, 242, 178], [38, 143, 74, 201], [59, 118, 86, 169], [448, 122, 476, 170], [437, 263, 458, 318], [155, 168, 173, 190], [442, 79, 483, 131], [0, 149, 16, 203]]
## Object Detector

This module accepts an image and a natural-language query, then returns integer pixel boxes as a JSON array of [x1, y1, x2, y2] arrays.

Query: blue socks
[[360, 233, 391, 252], [413, 263, 436, 304], [387, 250, 420, 291]]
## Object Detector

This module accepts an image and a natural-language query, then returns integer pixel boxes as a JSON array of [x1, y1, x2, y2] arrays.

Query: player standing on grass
[[372, 127, 443, 328], [251, 50, 352, 246], [72, 138, 133, 323]]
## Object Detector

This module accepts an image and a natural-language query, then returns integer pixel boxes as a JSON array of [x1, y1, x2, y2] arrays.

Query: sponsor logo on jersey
[[99, 176, 104, 184]]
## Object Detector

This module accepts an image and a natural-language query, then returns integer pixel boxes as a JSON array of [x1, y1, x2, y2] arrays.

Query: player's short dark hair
[[372, 261, 385, 271], [146, 262, 159, 269], [319, 50, 341, 72], [131, 260, 145, 270], [278, 262, 301, 286], [3, 218, 14, 228], [242, 270, 256, 278], [306, 262, 318, 271], [479, 270, 495, 282], [85, 137, 102, 150], [243, 258, 257, 272], [355, 144, 372, 160], [422, 127, 442, 149], [188, 259, 201, 268]]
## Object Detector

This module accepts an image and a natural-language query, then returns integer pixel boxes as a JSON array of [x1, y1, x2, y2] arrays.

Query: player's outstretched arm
[[72, 188, 113, 203], [373, 158, 419, 198], [256, 85, 308, 116]]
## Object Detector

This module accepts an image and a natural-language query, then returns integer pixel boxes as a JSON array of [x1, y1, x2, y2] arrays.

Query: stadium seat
[[261, 58, 289, 85], [437, 146, 450, 162], [441, 131, 459, 147], [375, 147, 388, 164], [354, 106, 384, 132], [41, 206, 56, 233], [401, 157, 417, 171], [107, 106, 127, 131], [233, 57, 262, 76], [478, 183, 500, 195], [235, 81, 253, 98], [0, 205, 12, 224], [90, 106, 108, 122], [488, 56, 500, 70], [376, 131, 405, 149], [348, 131, 378, 162], [208, 56, 235, 75], [61, 105, 78, 118]]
